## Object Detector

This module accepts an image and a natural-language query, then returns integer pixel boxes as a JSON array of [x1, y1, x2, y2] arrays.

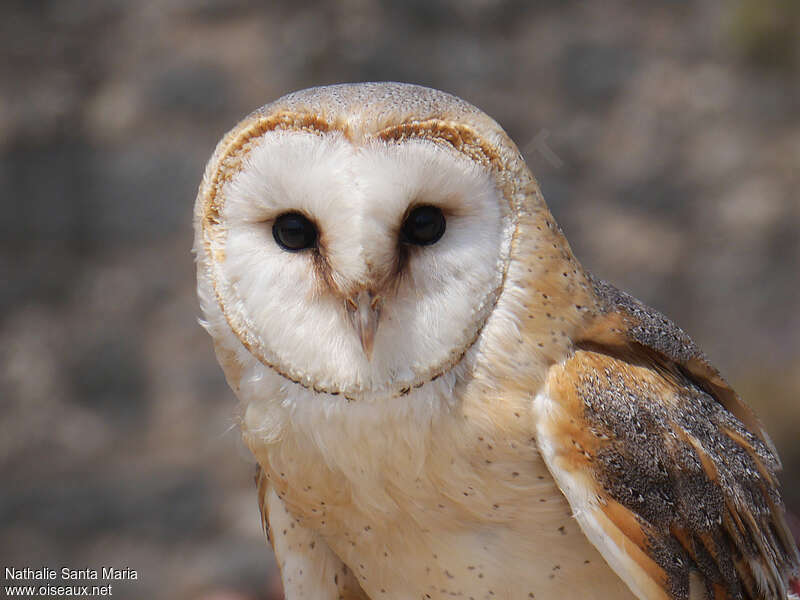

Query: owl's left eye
[[273, 212, 318, 251], [401, 205, 446, 246]]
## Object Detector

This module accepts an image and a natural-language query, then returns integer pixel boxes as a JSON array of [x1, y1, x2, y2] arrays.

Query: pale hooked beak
[[345, 290, 382, 360]]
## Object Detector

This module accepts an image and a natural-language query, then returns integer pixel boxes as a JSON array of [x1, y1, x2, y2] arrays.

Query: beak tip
[[362, 344, 374, 361], [347, 292, 381, 361], [359, 323, 377, 361]]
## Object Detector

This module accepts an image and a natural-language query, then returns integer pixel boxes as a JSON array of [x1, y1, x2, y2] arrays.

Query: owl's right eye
[[272, 212, 318, 251]]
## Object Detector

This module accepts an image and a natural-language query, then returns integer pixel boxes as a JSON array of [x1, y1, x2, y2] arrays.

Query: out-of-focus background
[[1, 1, 798, 598]]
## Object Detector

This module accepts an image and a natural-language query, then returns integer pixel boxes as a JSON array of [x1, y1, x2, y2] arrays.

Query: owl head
[[194, 83, 573, 402]]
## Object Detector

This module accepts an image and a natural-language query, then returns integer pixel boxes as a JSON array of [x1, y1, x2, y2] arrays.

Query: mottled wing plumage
[[537, 281, 799, 600], [584, 277, 774, 452]]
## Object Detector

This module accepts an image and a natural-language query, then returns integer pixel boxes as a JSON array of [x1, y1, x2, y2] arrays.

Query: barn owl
[[193, 82, 799, 600]]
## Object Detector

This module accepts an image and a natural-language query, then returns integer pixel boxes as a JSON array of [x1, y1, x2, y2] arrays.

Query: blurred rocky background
[[1, 1, 798, 598]]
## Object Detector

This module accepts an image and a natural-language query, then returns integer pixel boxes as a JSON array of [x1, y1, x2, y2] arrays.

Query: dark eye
[[401, 205, 446, 246], [272, 212, 317, 251]]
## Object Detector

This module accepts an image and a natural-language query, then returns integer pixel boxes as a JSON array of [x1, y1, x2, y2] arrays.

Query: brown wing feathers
[[563, 278, 800, 599], [585, 277, 774, 452]]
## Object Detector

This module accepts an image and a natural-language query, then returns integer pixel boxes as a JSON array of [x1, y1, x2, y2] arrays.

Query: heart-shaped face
[[200, 123, 513, 398]]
